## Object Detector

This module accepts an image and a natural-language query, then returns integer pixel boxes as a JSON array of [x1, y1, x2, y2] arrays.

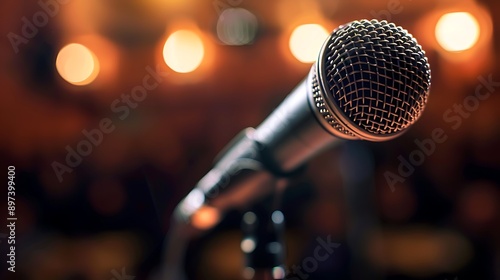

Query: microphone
[[174, 19, 431, 227]]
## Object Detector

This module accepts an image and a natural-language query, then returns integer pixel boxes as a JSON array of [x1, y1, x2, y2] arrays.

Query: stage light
[[163, 30, 205, 73], [56, 43, 100, 86], [243, 267, 255, 279], [217, 8, 258, 46], [271, 210, 284, 224], [191, 205, 221, 230], [289, 24, 329, 63], [243, 211, 257, 225], [272, 266, 285, 279], [240, 237, 256, 253], [435, 12, 480, 52]]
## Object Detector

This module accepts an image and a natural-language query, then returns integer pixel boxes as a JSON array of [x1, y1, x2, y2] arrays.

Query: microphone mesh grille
[[321, 19, 431, 137]]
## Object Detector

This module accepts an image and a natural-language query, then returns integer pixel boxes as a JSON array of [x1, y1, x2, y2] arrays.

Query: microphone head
[[311, 19, 431, 141]]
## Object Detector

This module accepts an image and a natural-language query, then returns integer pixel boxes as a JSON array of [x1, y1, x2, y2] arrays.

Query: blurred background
[[0, 0, 499, 279]]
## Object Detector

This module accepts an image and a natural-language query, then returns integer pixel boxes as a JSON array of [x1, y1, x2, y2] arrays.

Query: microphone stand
[[156, 129, 296, 280], [158, 191, 288, 280], [158, 220, 191, 280], [241, 183, 287, 280], [340, 141, 384, 280]]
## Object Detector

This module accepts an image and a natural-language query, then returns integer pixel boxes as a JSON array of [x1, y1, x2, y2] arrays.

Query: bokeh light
[[163, 30, 205, 73], [191, 205, 221, 230], [240, 237, 256, 253], [217, 8, 258, 46], [272, 266, 286, 279], [56, 43, 100, 86], [242, 267, 255, 279], [289, 24, 329, 63], [435, 12, 480, 52]]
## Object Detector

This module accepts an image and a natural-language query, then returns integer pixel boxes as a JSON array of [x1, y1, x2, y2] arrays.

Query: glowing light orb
[[56, 43, 99, 86], [163, 30, 205, 73], [240, 238, 256, 253], [289, 24, 329, 63], [217, 8, 258, 46], [435, 12, 480, 52]]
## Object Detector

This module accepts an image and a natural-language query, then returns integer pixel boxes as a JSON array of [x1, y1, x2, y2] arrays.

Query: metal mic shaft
[[175, 19, 431, 226]]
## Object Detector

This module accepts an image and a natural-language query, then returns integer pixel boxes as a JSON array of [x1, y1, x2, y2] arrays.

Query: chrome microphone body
[[253, 69, 340, 173], [175, 19, 431, 225]]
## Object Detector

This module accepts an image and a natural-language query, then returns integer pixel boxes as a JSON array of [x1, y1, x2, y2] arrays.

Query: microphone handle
[[175, 67, 342, 223], [254, 68, 342, 173], [175, 127, 276, 223]]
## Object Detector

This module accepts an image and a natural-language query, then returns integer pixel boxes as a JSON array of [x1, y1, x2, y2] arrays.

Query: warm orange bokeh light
[[163, 30, 205, 73], [289, 24, 329, 63], [191, 206, 221, 230], [435, 12, 480, 52], [56, 43, 100, 86]]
